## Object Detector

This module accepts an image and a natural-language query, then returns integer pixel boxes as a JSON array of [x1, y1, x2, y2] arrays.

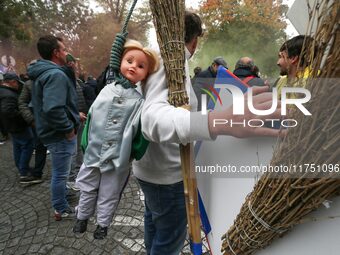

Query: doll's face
[[120, 49, 149, 84]]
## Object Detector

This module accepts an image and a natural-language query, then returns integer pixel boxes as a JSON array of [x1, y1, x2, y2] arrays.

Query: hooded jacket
[[27, 59, 80, 144], [0, 85, 29, 133], [233, 67, 265, 87]]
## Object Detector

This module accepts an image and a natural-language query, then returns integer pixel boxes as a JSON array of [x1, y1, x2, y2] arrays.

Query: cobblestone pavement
[[0, 140, 209, 255]]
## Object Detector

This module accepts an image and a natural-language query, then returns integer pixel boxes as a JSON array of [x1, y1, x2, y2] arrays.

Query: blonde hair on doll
[[122, 40, 159, 75]]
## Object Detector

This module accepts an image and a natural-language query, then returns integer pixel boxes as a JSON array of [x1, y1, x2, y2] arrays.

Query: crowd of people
[[0, 10, 315, 254]]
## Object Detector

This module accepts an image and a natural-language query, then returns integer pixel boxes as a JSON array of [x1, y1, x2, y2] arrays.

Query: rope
[[225, 234, 238, 255], [247, 201, 287, 234], [109, 0, 138, 89]]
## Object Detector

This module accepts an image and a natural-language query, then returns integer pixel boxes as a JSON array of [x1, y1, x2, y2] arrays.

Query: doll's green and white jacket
[[81, 81, 148, 173]]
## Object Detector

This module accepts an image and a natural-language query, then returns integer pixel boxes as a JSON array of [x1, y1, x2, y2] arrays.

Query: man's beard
[[279, 69, 288, 76]]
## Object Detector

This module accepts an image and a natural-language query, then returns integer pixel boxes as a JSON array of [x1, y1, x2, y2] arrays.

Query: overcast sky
[[90, 0, 299, 48]]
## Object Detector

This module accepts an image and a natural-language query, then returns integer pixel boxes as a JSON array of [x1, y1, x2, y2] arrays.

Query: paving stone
[[36, 226, 48, 235], [23, 228, 36, 238], [20, 236, 33, 246], [113, 231, 125, 242], [9, 230, 24, 239], [49, 246, 67, 255], [32, 234, 45, 244], [44, 234, 56, 243], [16, 244, 30, 255], [0, 242, 7, 250], [122, 238, 135, 249], [28, 243, 41, 253], [131, 243, 143, 252], [89, 247, 104, 255], [61, 237, 75, 248], [72, 239, 88, 249], [3, 246, 18, 254], [0, 234, 10, 243], [80, 242, 97, 255], [39, 243, 54, 254], [7, 237, 20, 248]]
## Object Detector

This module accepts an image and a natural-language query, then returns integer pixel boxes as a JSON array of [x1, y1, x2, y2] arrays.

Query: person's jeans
[[46, 137, 76, 212], [31, 129, 47, 178], [69, 123, 84, 182], [0, 120, 8, 141], [137, 179, 187, 255], [11, 128, 34, 176]]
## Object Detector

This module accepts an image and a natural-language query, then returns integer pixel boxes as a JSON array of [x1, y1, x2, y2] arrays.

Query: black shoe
[[73, 219, 88, 234], [20, 176, 43, 184], [93, 225, 108, 239]]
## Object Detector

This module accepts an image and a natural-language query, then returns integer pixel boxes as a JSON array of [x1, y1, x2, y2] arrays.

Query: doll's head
[[120, 40, 159, 84]]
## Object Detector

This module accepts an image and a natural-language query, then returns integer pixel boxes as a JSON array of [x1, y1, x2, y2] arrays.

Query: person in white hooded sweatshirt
[[133, 11, 284, 255]]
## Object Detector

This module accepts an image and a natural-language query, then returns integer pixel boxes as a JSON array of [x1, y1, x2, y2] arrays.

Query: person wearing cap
[[233, 57, 266, 87], [0, 72, 35, 182], [199, 56, 228, 78], [18, 61, 47, 184], [0, 72, 9, 144], [192, 56, 228, 110], [27, 35, 80, 221]]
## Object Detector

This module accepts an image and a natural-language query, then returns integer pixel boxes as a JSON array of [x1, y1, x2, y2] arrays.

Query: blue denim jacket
[[83, 82, 143, 173]]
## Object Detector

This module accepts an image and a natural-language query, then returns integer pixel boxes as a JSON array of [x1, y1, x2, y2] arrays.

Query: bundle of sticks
[[149, 0, 188, 107], [221, 1, 340, 254]]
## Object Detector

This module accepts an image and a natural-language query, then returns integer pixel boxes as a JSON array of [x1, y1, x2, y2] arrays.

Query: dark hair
[[253, 65, 260, 76], [37, 35, 63, 60], [185, 11, 203, 43], [194, 66, 202, 75], [279, 35, 316, 67]]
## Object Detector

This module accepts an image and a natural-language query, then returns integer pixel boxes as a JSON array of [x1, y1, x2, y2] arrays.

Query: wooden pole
[[180, 144, 202, 253]]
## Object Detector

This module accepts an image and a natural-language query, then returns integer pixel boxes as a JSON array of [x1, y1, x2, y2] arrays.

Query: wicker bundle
[[149, 0, 188, 107], [221, 1, 340, 254]]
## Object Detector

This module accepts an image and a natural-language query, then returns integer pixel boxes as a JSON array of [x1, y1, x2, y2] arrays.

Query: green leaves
[[191, 0, 288, 77], [0, 0, 150, 76]]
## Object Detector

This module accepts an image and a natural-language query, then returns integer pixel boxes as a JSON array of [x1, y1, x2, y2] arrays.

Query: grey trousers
[[76, 163, 130, 227]]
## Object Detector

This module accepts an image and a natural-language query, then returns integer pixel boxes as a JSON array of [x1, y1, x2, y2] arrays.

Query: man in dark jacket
[[0, 73, 35, 182], [82, 75, 97, 108], [18, 77, 47, 183], [233, 57, 265, 87], [27, 35, 80, 221], [192, 56, 228, 110]]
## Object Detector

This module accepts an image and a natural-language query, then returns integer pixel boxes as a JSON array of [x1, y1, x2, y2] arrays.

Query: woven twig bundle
[[149, 0, 188, 107], [221, 1, 340, 254]]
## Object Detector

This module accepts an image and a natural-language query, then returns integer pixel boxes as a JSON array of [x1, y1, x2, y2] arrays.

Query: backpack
[[242, 75, 256, 85], [95, 65, 115, 95]]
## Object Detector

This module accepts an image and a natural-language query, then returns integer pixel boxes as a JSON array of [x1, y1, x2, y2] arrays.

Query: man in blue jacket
[[28, 35, 80, 221], [192, 56, 228, 110], [0, 73, 34, 182]]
